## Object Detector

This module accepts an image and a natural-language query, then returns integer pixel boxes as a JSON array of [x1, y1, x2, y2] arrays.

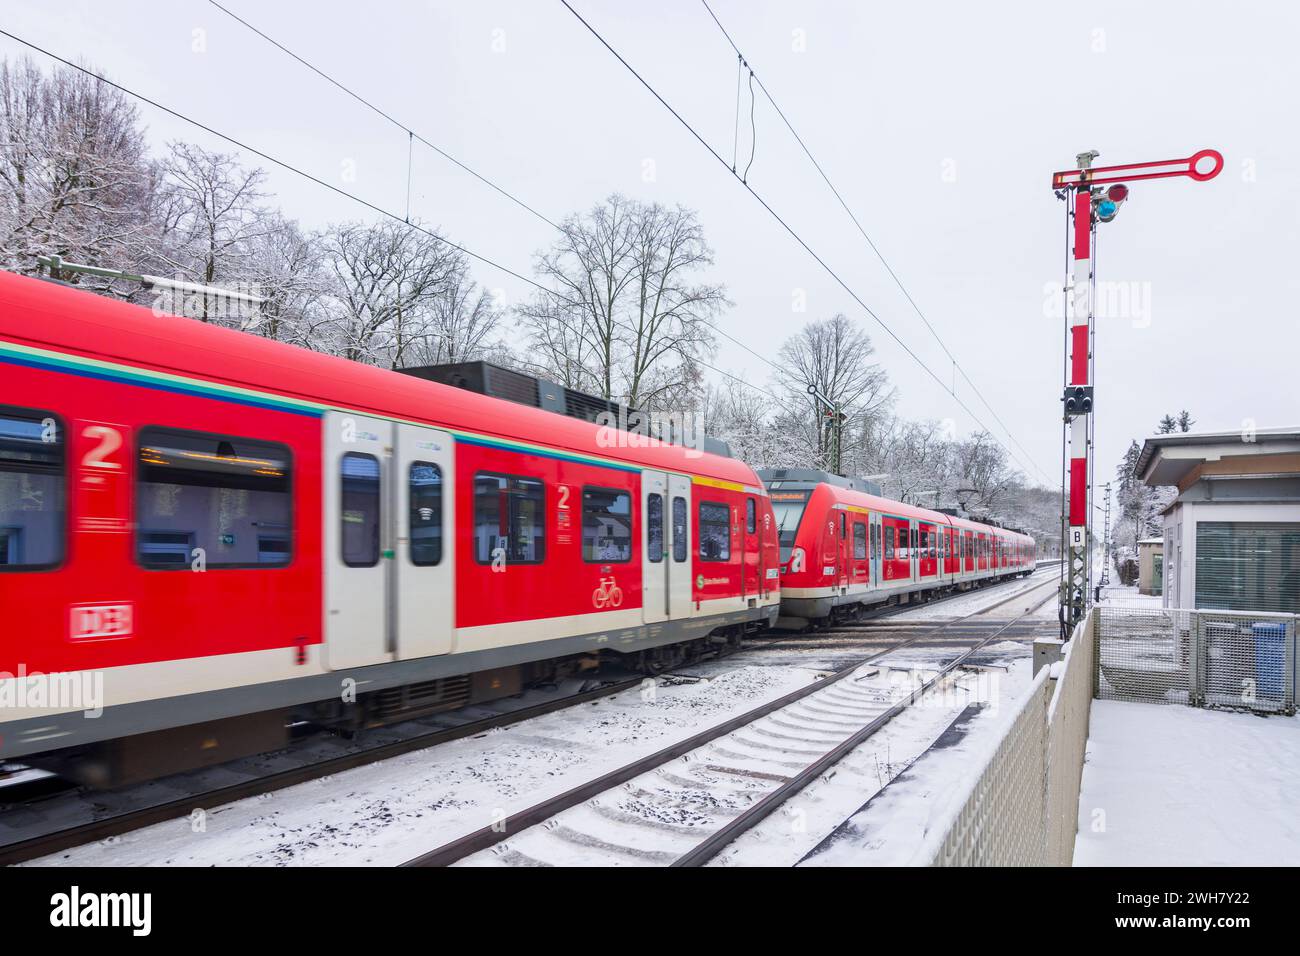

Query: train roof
[[0, 271, 762, 488]]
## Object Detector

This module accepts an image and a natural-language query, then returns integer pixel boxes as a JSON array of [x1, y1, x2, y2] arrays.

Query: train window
[[698, 501, 730, 561], [672, 496, 688, 562], [474, 473, 546, 565], [647, 494, 664, 563], [746, 498, 756, 535], [582, 486, 632, 563], [911, 528, 918, 551], [920, 529, 929, 555], [853, 522, 867, 560], [409, 461, 443, 566], [840, 512, 847, 539], [0, 408, 65, 571], [137, 427, 292, 570], [885, 526, 895, 560], [339, 452, 380, 568], [871, 523, 879, 560]]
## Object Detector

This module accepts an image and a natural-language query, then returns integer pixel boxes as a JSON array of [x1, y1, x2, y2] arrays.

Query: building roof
[[1136, 427, 1300, 486]]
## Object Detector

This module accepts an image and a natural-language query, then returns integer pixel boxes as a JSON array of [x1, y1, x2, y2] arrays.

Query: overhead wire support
[[697, 0, 1051, 485], [559, 0, 1046, 485]]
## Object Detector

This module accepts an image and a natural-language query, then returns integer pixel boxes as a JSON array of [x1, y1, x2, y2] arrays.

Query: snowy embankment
[[1073, 699, 1300, 866]]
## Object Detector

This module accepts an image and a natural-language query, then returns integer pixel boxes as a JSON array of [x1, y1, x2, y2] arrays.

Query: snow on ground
[[717, 645, 1035, 866], [797, 655, 1038, 866], [884, 567, 1058, 622], [1073, 699, 1300, 866], [24, 663, 819, 867]]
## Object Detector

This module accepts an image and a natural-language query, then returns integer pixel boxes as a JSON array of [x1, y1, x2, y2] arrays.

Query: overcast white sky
[[4, 0, 1297, 494]]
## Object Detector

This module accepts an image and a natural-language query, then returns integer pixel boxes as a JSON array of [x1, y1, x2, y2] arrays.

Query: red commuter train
[[759, 468, 1037, 622], [0, 271, 780, 782]]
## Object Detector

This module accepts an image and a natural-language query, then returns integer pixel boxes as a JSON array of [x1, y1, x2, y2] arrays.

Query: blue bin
[[1252, 623, 1287, 700]]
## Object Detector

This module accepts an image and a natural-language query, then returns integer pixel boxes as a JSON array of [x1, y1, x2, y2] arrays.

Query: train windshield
[[769, 490, 810, 561]]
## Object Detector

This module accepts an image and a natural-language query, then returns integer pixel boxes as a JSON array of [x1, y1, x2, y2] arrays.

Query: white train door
[[393, 423, 454, 659], [870, 512, 881, 587], [642, 470, 669, 624], [324, 411, 393, 670], [668, 474, 692, 618]]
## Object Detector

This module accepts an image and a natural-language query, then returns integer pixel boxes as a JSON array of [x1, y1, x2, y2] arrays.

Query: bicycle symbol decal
[[592, 576, 623, 609]]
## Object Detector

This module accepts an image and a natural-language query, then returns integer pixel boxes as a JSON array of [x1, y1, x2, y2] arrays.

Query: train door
[[870, 513, 881, 587], [742, 496, 760, 601], [641, 470, 669, 623], [393, 423, 454, 659], [910, 521, 919, 582], [324, 411, 394, 670], [667, 475, 692, 618], [837, 510, 850, 590]]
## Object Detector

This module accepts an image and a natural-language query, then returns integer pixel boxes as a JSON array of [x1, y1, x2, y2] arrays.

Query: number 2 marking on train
[[82, 425, 123, 469]]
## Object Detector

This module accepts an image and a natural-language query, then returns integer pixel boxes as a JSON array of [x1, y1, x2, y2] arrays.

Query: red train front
[[759, 468, 1036, 624]]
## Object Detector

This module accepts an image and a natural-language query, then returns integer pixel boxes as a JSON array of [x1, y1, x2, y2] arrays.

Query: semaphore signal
[[1052, 147, 1224, 639]]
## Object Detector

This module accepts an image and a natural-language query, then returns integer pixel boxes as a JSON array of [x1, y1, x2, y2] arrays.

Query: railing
[[928, 610, 1096, 866], [1095, 606, 1296, 715]]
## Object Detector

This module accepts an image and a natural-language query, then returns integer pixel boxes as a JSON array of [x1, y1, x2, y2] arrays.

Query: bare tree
[[156, 142, 271, 318], [517, 194, 724, 408], [0, 56, 159, 286], [320, 219, 461, 367], [402, 256, 506, 366], [778, 313, 895, 470], [242, 215, 332, 346]]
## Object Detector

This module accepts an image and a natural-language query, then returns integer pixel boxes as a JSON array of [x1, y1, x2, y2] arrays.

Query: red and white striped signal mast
[[1052, 148, 1224, 638]]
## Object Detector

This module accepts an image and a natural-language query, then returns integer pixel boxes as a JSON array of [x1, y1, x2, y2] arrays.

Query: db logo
[[70, 603, 134, 640]]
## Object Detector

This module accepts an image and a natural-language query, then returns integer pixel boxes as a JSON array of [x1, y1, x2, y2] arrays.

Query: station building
[[1136, 427, 1300, 613]]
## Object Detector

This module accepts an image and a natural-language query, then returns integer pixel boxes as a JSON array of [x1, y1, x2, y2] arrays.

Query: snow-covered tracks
[[402, 585, 1057, 867], [0, 675, 645, 866]]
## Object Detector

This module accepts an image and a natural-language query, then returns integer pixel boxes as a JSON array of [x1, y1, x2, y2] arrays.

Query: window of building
[[672, 496, 687, 562], [474, 473, 545, 564], [647, 494, 664, 563], [0, 408, 64, 571], [409, 461, 443, 566], [699, 501, 730, 561], [137, 427, 292, 570], [1196, 521, 1300, 614], [582, 486, 632, 563], [854, 521, 867, 560]]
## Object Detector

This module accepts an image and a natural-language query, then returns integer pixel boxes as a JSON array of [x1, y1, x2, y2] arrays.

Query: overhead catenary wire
[[206, 1, 797, 399], [557, 0, 1048, 486], [698, 0, 1052, 485], [0, 27, 787, 409], [206, 0, 563, 232]]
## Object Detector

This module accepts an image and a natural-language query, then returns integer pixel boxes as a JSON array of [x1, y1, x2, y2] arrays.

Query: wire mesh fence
[[1096, 605, 1296, 714], [930, 611, 1095, 866]]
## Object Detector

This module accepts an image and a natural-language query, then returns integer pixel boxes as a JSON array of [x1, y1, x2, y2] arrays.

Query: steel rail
[[0, 676, 643, 866], [671, 587, 1059, 866], [400, 583, 1054, 867]]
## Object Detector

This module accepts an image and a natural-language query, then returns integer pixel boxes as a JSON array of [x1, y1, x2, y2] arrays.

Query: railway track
[[402, 583, 1057, 867], [3, 569, 1057, 867]]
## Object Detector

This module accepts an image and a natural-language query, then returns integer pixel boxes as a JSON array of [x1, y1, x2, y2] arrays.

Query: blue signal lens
[[1097, 199, 1118, 221]]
